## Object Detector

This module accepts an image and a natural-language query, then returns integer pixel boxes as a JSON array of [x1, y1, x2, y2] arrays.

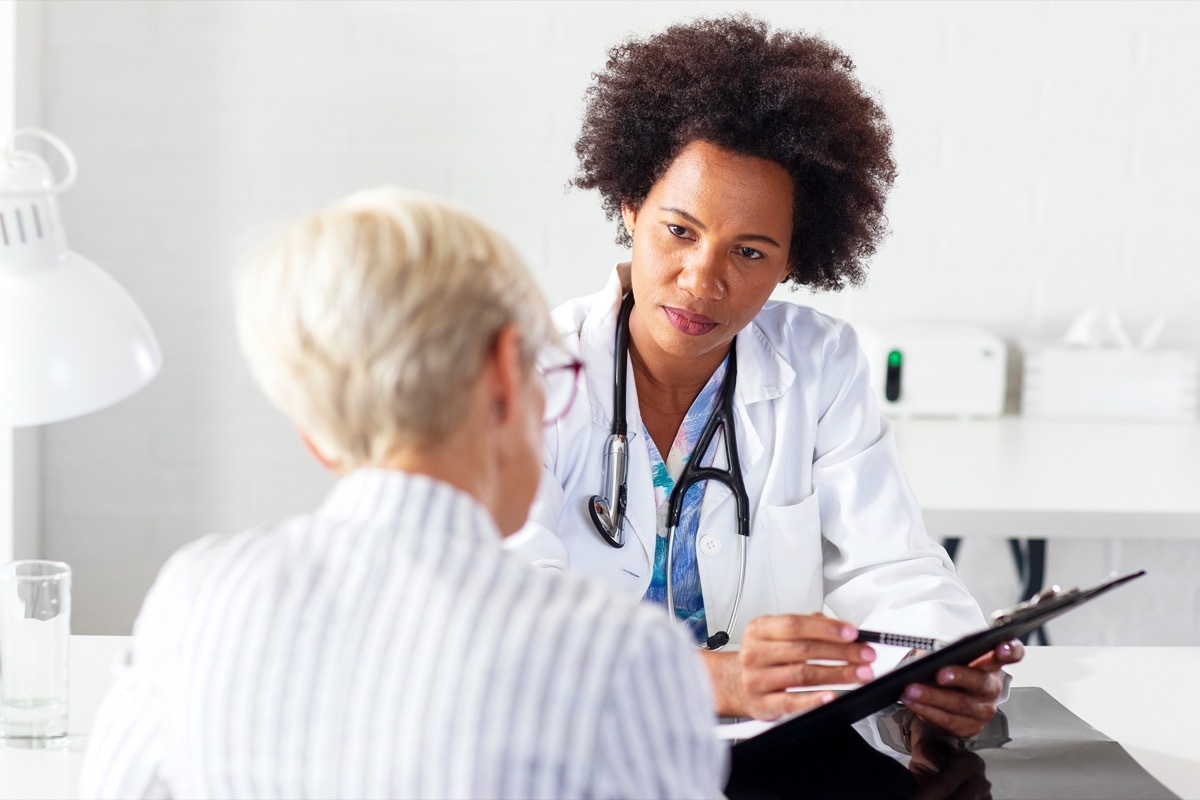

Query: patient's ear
[[485, 324, 524, 426], [300, 432, 338, 472]]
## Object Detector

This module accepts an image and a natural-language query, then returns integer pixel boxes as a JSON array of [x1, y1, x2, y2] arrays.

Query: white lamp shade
[[0, 249, 162, 427], [0, 129, 163, 427]]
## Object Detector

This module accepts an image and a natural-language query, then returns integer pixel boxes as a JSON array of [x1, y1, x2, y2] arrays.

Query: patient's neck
[[384, 437, 484, 507], [380, 425, 513, 536]]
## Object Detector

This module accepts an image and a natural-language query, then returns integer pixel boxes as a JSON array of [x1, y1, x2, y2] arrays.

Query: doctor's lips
[[663, 306, 718, 336]]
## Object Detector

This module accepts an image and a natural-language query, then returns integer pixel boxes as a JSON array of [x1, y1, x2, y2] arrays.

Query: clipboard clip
[[988, 570, 1146, 629], [989, 584, 1082, 627]]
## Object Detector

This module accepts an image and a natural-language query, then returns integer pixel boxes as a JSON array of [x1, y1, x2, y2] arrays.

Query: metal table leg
[[943, 537, 961, 562], [1016, 538, 1050, 646], [944, 536, 1050, 645]]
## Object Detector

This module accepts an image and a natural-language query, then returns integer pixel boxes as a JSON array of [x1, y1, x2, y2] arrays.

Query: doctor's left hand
[[901, 639, 1024, 738]]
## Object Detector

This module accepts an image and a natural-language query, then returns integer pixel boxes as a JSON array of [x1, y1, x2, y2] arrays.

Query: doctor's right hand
[[708, 614, 875, 721]]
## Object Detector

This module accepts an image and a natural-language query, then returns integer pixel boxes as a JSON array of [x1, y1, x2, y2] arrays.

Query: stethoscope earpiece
[[704, 631, 730, 651]]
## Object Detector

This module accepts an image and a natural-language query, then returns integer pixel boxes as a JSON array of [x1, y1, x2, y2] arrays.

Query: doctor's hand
[[901, 639, 1024, 738], [704, 613, 876, 721]]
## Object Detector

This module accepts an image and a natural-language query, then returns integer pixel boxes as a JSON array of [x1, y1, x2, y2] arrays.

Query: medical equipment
[[855, 323, 1007, 418], [588, 293, 635, 547], [588, 293, 750, 650]]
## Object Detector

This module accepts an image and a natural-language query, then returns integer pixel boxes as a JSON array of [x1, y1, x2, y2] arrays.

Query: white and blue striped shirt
[[80, 469, 727, 799]]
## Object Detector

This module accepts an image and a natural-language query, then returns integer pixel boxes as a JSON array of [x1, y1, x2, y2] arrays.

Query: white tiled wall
[[33, 0, 1200, 636]]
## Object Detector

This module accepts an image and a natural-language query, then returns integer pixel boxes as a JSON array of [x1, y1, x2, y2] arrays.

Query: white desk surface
[[0, 635, 123, 800], [891, 417, 1200, 539], [2, 636, 1197, 799], [1012, 646, 1200, 800]]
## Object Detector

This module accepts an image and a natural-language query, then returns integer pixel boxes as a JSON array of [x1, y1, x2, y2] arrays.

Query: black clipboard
[[732, 570, 1145, 758]]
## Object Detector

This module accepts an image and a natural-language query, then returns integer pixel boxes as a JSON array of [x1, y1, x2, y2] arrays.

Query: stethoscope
[[589, 293, 750, 650]]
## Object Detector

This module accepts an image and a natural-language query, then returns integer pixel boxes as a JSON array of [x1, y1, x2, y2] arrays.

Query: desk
[[2, 637, 1197, 799], [892, 417, 1200, 540], [892, 418, 1200, 643], [1012, 646, 1200, 800], [0, 635, 123, 800]]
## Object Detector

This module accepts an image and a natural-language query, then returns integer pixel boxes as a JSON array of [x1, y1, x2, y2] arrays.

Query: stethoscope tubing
[[666, 527, 746, 652], [590, 293, 751, 650], [611, 293, 633, 435], [663, 342, 750, 650]]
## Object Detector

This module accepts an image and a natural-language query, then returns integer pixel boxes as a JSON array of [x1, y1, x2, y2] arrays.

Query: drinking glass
[[0, 560, 71, 742]]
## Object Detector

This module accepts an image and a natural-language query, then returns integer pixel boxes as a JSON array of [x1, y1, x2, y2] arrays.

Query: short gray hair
[[236, 187, 555, 467]]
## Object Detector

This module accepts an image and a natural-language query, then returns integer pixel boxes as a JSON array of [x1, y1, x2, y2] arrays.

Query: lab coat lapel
[[698, 322, 796, 527], [694, 320, 796, 635]]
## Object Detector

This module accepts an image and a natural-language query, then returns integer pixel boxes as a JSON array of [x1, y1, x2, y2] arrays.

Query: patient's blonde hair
[[236, 187, 555, 468]]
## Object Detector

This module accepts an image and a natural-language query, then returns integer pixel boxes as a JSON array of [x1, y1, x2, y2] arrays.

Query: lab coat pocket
[[761, 491, 824, 614]]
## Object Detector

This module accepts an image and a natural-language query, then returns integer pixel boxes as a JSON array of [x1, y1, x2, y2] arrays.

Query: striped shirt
[[79, 469, 727, 799]]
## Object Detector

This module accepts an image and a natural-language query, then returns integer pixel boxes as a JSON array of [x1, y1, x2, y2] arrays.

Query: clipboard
[[732, 570, 1146, 758]]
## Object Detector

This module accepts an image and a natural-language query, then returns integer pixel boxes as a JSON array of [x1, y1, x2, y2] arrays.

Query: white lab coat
[[508, 265, 986, 661]]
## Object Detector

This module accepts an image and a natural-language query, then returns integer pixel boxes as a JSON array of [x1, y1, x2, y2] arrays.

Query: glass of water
[[0, 560, 71, 743]]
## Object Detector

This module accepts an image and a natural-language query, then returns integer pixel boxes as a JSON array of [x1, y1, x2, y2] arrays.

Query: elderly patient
[[80, 188, 727, 799]]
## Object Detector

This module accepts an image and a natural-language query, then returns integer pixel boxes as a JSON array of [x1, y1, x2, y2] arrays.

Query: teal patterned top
[[642, 357, 728, 644]]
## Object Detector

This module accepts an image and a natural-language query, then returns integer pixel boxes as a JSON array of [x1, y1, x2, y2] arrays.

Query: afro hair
[[572, 15, 897, 291]]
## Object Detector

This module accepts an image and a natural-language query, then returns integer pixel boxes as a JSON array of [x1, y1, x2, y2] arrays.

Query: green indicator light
[[887, 350, 902, 368]]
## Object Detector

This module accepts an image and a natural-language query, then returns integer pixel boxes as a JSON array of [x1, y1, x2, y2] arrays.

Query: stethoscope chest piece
[[588, 497, 621, 547], [589, 443, 628, 549]]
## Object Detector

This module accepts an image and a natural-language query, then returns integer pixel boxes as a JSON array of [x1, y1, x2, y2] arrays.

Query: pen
[[856, 629, 942, 651]]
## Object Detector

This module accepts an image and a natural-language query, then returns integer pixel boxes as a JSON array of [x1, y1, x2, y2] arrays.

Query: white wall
[[33, 0, 1200, 636]]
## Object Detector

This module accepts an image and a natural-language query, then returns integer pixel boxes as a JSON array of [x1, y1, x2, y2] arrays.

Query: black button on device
[[885, 349, 902, 402]]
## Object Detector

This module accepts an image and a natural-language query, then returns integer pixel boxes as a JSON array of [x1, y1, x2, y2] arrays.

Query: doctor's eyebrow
[[658, 206, 783, 249]]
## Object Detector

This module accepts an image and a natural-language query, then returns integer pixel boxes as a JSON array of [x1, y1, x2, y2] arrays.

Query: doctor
[[508, 15, 1022, 734]]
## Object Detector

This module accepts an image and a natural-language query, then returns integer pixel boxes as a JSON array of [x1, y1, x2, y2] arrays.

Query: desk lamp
[[0, 128, 161, 426]]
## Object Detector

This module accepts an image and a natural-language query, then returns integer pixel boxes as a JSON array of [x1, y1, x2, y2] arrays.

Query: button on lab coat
[[507, 265, 986, 661]]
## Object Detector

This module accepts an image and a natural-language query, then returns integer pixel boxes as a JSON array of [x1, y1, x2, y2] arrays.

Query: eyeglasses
[[537, 359, 583, 425]]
